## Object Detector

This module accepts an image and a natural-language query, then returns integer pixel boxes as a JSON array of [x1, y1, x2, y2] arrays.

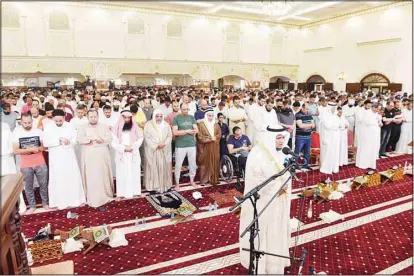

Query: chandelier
[[261, 1, 294, 17]]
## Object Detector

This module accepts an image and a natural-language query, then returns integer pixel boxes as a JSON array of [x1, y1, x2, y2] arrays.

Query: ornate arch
[[360, 73, 390, 84], [306, 74, 326, 84], [269, 76, 290, 83], [166, 19, 182, 38]]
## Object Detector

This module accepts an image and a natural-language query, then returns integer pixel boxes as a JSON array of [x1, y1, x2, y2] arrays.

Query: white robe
[[255, 108, 279, 145], [342, 105, 356, 132], [228, 106, 248, 136], [316, 106, 329, 132], [1, 122, 17, 176], [249, 104, 268, 145], [319, 113, 340, 174], [338, 116, 349, 166], [245, 103, 256, 144], [240, 146, 291, 274], [395, 108, 413, 154], [354, 106, 364, 148], [70, 116, 89, 170], [43, 123, 86, 209], [356, 109, 378, 169], [111, 131, 143, 198]]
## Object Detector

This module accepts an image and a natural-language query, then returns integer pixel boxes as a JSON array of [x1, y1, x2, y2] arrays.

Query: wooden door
[[297, 83, 307, 91], [288, 83, 295, 91], [388, 83, 402, 92], [345, 83, 361, 94], [324, 83, 334, 91]]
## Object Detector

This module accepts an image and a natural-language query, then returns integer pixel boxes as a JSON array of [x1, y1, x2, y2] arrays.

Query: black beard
[[123, 120, 133, 131], [4, 111, 10, 115], [113, 107, 119, 112], [266, 107, 272, 112]]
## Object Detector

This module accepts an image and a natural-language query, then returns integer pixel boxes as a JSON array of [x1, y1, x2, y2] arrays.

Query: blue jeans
[[295, 136, 311, 165]]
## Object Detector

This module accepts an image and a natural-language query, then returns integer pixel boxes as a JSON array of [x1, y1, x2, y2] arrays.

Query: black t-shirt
[[392, 108, 403, 128], [382, 108, 395, 130]]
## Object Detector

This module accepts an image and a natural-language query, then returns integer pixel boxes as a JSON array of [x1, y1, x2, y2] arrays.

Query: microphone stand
[[230, 162, 301, 275]]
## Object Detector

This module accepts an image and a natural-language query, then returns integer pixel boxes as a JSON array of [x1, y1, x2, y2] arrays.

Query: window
[[49, 11, 70, 31], [128, 18, 145, 35], [226, 24, 240, 43], [2, 6, 20, 28], [167, 19, 182, 38]]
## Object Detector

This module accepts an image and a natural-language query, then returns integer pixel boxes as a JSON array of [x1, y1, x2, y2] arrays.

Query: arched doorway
[[269, 76, 293, 90], [217, 75, 246, 89], [360, 73, 390, 93], [306, 74, 326, 91]]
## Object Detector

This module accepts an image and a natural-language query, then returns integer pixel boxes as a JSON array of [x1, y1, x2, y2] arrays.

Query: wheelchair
[[220, 153, 245, 192]]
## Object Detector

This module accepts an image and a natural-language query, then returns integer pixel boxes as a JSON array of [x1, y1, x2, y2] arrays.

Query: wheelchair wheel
[[220, 155, 234, 183]]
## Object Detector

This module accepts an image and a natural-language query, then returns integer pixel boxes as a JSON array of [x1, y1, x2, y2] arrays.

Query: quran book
[[92, 226, 109, 243], [68, 226, 80, 239]]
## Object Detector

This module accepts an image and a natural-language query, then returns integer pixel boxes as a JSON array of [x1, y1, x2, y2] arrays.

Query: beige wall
[[1, 2, 412, 92]]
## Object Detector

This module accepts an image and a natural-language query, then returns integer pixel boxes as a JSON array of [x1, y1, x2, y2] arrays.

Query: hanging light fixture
[[260, 1, 294, 17]]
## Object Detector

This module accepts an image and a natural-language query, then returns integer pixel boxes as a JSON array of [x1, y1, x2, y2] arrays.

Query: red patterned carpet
[[21, 154, 413, 275]]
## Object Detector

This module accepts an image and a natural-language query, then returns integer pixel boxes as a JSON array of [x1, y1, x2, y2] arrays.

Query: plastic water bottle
[[67, 211, 72, 219], [307, 200, 313, 218]]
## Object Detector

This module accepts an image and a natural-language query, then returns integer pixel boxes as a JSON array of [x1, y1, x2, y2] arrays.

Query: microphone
[[282, 147, 308, 166], [282, 147, 299, 158], [298, 248, 308, 275]]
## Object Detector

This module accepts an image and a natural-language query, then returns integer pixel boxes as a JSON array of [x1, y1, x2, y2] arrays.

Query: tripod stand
[[230, 161, 304, 275]]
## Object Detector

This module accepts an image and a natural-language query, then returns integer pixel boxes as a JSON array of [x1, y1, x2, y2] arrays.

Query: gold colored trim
[[357, 38, 402, 46], [304, 47, 333, 53], [300, 1, 411, 29], [67, 1, 298, 29], [2, 55, 299, 68]]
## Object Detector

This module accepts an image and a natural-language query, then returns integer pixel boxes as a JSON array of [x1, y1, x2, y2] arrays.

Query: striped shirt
[[295, 111, 313, 137]]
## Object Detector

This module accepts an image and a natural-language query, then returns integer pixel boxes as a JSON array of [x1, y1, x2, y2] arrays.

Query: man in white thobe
[[342, 99, 356, 132], [240, 124, 290, 274], [43, 109, 86, 209], [1, 122, 17, 175], [337, 107, 349, 167], [395, 101, 413, 154], [356, 100, 379, 170], [228, 96, 248, 137], [319, 103, 341, 174], [111, 108, 144, 200], [247, 96, 266, 145], [353, 100, 366, 148]]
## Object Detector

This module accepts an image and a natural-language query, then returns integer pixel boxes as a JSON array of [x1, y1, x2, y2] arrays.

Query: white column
[[71, 16, 76, 57], [20, 15, 28, 56]]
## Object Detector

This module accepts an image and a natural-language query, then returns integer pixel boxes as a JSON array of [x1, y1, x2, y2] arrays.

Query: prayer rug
[[208, 189, 243, 206], [145, 190, 197, 217]]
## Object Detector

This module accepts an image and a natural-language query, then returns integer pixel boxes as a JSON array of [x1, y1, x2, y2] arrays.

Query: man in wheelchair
[[226, 126, 253, 176]]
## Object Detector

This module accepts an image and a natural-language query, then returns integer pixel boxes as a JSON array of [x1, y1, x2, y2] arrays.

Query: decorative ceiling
[[95, 1, 402, 27]]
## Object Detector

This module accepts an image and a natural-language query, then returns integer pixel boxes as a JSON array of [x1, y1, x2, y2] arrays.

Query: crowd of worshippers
[[0, 87, 412, 214]]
